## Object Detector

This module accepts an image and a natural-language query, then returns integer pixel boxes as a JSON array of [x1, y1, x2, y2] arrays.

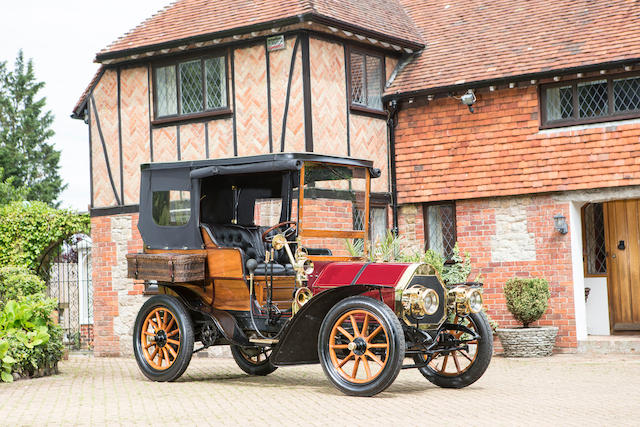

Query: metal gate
[[40, 234, 93, 350]]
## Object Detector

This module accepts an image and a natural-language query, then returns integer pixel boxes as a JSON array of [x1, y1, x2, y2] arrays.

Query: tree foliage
[[0, 50, 65, 206], [503, 278, 550, 327], [0, 201, 89, 274]]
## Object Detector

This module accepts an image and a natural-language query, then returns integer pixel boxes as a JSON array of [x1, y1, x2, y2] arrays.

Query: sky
[[0, 1, 171, 211]]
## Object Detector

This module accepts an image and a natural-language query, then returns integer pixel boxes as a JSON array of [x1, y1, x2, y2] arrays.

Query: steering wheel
[[262, 221, 297, 243]]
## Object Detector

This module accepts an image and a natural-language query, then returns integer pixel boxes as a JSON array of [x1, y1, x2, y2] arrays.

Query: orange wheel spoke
[[365, 350, 385, 367], [351, 355, 360, 378], [452, 352, 461, 373], [166, 345, 178, 358], [166, 338, 180, 345], [149, 347, 158, 361], [336, 326, 354, 341], [166, 329, 179, 338], [143, 331, 155, 337], [155, 312, 163, 330], [361, 314, 370, 338], [367, 343, 388, 349], [330, 344, 349, 349], [338, 352, 354, 368], [349, 315, 360, 337], [162, 310, 169, 330], [144, 342, 155, 349], [366, 325, 383, 341], [441, 355, 449, 372], [165, 317, 176, 333], [148, 321, 160, 331], [361, 356, 371, 378], [459, 350, 474, 363]]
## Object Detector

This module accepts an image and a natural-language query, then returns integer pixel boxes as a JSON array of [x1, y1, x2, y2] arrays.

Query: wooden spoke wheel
[[328, 309, 390, 384], [133, 295, 194, 382], [413, 311, 493, 389], [140, 307, 181, 370], [230, 345, 277, 376], [318, 296, 405, 397]]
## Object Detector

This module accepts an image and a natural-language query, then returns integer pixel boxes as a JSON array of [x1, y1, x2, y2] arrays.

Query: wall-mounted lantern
[[553, 214, 568, 234]]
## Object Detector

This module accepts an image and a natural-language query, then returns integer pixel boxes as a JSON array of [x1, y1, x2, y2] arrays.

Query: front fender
[[270, 284, 389, 366]]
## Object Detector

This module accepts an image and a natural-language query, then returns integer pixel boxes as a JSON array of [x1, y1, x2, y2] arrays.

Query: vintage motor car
[[126, 153, 492, 396]]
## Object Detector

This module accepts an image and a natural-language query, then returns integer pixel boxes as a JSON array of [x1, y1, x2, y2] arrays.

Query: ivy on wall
[[0, 201, 89, 274]]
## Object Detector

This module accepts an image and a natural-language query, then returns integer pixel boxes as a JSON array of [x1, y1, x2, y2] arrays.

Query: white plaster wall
[[569, 201, 588, 341], [585, 277, 611, 335]]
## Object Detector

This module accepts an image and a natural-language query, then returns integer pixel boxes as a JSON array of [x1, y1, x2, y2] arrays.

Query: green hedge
[[0, 201, 89, 274], [504, 277, 550, 327], [0, 266, 46, 305]]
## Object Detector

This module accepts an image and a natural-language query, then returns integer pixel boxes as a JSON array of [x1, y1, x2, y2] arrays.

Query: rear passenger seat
[[201, 223, 294, 276]]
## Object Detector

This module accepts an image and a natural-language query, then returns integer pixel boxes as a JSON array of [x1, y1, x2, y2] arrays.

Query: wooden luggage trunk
[[126, 253, 206, 283]]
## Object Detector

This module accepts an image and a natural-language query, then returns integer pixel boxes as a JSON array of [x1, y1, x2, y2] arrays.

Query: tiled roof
[[97, 0, 423, 60], [388, 0, 640, 95], [71, 66, 105, 119]]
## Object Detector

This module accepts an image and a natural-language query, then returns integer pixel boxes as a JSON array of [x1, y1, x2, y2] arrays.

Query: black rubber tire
[[133, 295, 194, 382], [230, 345, 277, 376], [414, 311, 493, 389], [318, 296, 405, 397]]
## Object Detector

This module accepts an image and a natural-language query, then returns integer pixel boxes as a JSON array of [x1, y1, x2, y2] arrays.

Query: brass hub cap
[[141, 307, 180, 371], [328, 309, 389, 384]]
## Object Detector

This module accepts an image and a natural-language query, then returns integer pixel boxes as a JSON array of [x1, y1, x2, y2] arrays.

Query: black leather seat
[[202, 223, 294, 276]]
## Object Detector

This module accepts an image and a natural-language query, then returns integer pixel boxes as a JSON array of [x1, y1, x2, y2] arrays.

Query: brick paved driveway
[[1, 353, 639, 426]]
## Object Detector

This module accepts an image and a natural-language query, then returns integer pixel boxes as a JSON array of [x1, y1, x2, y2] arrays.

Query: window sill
[[152, 109, 232, 127], [540, 112, 640, 130], [350, 104, 387, 119]]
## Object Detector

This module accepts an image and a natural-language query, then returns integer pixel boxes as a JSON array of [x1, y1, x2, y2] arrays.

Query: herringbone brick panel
[[310, 37, 347, 157], [235, 44, 270, 156]]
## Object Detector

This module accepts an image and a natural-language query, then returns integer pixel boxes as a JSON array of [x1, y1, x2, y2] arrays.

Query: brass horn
[[292, 287, 313, 315]]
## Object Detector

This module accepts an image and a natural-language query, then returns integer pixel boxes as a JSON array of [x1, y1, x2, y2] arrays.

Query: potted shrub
[[496, 278, 558, 357]]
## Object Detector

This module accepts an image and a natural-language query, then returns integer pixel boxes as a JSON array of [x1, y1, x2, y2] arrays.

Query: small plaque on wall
[[267, 35, 285, 52]]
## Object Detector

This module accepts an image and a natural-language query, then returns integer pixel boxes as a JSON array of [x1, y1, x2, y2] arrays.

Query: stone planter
[[496, 326, 558, 357]]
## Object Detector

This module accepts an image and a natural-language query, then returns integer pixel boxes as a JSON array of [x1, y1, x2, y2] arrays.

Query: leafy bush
[[0, 266, 46, 305], [0, 201, 89, 274], [503, 278, 550, 327], [0, 294, 62, 382], [0, 340, 15, 382]]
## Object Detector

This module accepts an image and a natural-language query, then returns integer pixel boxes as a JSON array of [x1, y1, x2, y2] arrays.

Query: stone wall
[[398, 192, 577, 351], [91, 213, 145, 356]]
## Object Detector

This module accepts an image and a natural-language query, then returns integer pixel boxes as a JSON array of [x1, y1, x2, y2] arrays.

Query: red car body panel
[[309, 262, 413, 309]]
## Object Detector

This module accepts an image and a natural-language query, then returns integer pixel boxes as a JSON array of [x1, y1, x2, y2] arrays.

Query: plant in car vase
[[496, 278, 558, 357]]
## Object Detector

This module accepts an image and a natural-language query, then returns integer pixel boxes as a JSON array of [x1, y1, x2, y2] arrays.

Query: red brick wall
[[91, 213, 143, 356], [456, 196, 576, 350], [398, 194, 577, 351], [394, 85, 640, 204]]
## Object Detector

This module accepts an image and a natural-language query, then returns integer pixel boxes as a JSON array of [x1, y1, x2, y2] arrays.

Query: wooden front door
[[604, 199, 640, 332]]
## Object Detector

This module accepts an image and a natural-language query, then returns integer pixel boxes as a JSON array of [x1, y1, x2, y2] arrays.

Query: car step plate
[[249, 338, 279, 345]]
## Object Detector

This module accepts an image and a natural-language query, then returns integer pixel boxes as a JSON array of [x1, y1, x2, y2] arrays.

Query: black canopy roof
[[140, 152, 379, 176]]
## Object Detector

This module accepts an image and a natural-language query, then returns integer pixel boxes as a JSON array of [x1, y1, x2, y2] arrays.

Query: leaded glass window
[[350, 51, 383, 110], [179, 60, 203, 115], [578, 80, 608, 118], [546, 86, 573, 121], [542, 72, 640, 127], [155, 66, 177, 117], [583, 203, 606, 275], [154, 55, 227, 119], [424, 203, 456, 260], [614, 76, 640, 113]]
